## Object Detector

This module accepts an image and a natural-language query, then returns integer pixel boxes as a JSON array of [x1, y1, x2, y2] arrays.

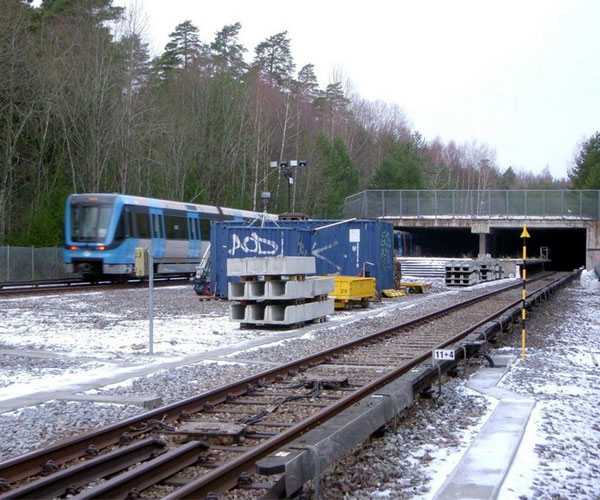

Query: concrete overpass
[[345, 190, 600, 270]]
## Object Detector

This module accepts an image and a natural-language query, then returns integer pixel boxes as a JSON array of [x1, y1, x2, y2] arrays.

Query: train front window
[[70, 203, 113, 242]]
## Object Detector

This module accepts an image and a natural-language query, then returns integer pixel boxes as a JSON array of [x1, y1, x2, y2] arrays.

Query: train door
[[187, 214, 201, 258], [149, 208, 166, 259]]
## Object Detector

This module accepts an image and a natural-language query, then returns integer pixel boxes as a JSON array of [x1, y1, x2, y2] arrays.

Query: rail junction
[[0, 271, 575, 499]]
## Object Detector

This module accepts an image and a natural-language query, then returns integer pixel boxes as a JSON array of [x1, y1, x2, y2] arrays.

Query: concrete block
[[247, 304, 267, 322], [267, 280, 313, 300], [57, 394, 163, 409], [265, 257, 316, 275], [303, 302, 314, 318], [266, 304, 304, 324], [228, 282, 247, 300], [227, 258, 247, 276], [246, 258, 268, 275], [247, 281, 267, 300], [312, 298, 334, 318], [230, 304, 246, 322], [311, 277, 334, 296]]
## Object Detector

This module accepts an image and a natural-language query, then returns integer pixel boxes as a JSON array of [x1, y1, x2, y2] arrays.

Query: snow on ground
[[1, 277, 599, 498], [411, 282, 600, 500]]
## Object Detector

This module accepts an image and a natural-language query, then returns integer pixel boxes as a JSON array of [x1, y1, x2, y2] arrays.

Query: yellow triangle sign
[[520, 224, 530, 238]]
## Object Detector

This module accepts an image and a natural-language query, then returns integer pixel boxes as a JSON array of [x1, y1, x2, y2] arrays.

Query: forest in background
[[2, 0, 597, 247]]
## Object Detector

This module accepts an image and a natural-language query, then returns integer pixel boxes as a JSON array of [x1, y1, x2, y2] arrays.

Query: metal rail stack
[[227, 257, 334, 327]]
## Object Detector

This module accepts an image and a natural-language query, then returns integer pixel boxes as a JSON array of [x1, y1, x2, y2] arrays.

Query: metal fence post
[[452, 190, 455, 215], [434, 190, 438, 216], [6, 246, 9, 282], [31, 246, 35, 280], [399, 191, 403, 216], [381, 191, 385, 217], [543, 191, 546, 217], [580, 191, 583, 217]]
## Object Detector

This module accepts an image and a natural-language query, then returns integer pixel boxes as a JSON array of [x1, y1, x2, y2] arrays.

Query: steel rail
[[0, 438, 167, 500], [164, 274, 565, 498], [0, 277, 189, 296], [0, 273, 560, 487]]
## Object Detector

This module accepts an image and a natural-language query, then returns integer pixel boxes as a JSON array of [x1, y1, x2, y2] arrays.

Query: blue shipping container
[[296, 220, 394, 291], [211, 220, 394, 297], [211, 224, 312, 297]]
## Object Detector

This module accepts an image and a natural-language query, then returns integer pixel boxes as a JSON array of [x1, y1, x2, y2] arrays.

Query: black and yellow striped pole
[[520, 223, 530, 362]]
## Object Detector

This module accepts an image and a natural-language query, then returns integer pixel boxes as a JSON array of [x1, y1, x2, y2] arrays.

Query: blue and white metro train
[[63, 193, 267, 279]]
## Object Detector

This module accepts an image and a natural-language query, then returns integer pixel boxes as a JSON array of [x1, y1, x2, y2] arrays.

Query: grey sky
[[123, 0, 600, 179]]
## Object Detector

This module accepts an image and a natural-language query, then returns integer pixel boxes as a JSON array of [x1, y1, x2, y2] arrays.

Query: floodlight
[[269, 161, 278, 168], [279, 160, 288, 168], [298, 160, 307, 167], [261, 191, 271, 199], [290, 160, 298, 167]]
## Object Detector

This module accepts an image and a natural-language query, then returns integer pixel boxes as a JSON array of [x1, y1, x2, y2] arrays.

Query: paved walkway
[[433, 357, 535, 499]]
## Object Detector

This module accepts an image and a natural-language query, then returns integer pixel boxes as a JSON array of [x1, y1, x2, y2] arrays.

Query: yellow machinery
[[325, 276, 376, 309]]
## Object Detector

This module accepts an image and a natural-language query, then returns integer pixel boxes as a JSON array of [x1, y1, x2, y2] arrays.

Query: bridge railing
[[344, 190, 600, 220]]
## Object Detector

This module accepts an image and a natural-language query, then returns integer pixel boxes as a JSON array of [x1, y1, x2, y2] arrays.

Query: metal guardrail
[[344, 190, 600, 220]]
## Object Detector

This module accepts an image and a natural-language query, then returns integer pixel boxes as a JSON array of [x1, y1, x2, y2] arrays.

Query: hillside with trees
[[0, 0, 586, 246]]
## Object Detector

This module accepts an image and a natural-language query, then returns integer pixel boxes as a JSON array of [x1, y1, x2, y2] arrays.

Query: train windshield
[[70, 203, 113, 242]]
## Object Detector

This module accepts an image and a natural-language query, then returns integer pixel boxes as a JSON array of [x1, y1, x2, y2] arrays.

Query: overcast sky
[[119, 0, 600, 179]]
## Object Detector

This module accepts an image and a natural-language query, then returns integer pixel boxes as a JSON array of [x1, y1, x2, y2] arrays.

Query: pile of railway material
[[0, 271, 576, 499]]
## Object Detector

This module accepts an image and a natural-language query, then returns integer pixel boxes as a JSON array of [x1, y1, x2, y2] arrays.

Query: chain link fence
[[0, 246, 71, 282], [345, 190, 600, 219]]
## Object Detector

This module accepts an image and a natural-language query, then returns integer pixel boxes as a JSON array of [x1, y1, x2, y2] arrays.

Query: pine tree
[[296, 64, 321, 100], [209, 22, 246, 79], [569, 132, 600, 189], [155, 20, 206, 80], [253, 31, 294, 86], [315, 133, 359, 217], [369, 135, 425, 189]]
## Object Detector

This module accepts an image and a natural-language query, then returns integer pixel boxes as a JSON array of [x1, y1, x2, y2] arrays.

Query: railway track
[[0, 272, 573, 499], [0, 276, 191, 296]]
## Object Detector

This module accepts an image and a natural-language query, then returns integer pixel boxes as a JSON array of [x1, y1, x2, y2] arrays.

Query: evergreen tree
[[369, 134, 425, 189], [155, 20, 205, 79], [499, 166, 517, 189], [253, 31, 294, 86], [38, 0, 123, 27], [315, 133, 359, 217], [569, 132, 600, 189], [209, 22, 246, 79], [296, 63, 321, 100]]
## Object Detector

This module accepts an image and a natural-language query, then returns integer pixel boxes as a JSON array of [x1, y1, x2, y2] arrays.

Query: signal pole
[[520, 223, 530, 363]]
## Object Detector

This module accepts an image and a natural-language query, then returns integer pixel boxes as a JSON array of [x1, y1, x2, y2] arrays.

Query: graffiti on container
[[380, 230, 392, 264], [229, 232, 280, 256], [312, 241, 342, 272]]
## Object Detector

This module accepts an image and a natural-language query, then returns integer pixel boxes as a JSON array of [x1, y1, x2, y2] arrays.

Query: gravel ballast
[[1, 275, 598, 499]]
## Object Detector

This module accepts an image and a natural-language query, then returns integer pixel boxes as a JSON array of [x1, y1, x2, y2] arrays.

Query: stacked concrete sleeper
[[445, 258, 503, 287], [228, 257, 335, 326]]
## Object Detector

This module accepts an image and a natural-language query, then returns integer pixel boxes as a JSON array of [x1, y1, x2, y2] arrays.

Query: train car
[[394, 230, 414, 257], [63, 193, 266, 279]]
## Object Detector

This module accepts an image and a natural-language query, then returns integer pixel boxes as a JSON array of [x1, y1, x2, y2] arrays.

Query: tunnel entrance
[[490, 227, 586, 271], [395, 225, 587, 271]]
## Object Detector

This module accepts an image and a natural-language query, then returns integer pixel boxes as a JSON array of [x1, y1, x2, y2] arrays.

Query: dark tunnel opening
[[396, 226, 586, 271]]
